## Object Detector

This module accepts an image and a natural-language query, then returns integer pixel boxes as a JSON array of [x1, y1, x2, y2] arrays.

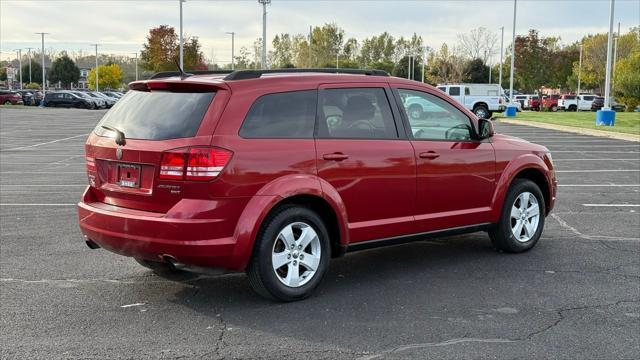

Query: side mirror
[[478, 118, 495, 139]]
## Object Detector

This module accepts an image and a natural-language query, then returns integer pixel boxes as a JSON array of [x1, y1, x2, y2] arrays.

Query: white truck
[[557, 94, 597, 111], [436, 84, 506, 119]]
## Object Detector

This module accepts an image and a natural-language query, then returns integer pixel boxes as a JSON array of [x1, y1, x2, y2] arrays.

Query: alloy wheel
[[271, 222, 321, 288], [510, 192, 540, 242]]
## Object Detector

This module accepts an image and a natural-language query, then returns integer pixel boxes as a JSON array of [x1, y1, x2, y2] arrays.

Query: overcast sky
[[1, 0, 639, 63]]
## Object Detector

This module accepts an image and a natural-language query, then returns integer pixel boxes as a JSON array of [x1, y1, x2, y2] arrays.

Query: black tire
[[487, 111, 494, 118], [568, 105, 577, 112], [489, 179, 545, 253], [550, 105, 558, 112], [408, 104, 424, 120], [247, 205, 331, 301], [473, 105, 489, 119]]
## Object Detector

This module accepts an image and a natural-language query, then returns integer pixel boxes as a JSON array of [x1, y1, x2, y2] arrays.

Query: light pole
[[14, 49, 23, 89], [179, 0, 186, 70], [26, 47, 34, 83], [258, 0, 270, 69], [603, 0, 615, 110], [499, 26, 504, 90], [35, 32, 49, 105], [421, 46, 427, 83], [91, 44, 100, 91], [508, 0, 517, 104], [612, 22, 620, 94], [577, 43, 583, 110], [226, 32, 235, 70], [336, 48, 339, 69], [132, 52, 139, 81]]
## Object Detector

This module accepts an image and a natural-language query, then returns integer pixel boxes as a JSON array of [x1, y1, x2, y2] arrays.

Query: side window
[[397, 89, 473, 141], [437, 87, 446, 93], [318, 88, 398, 139], [583, 95, 594, 101], [465, 87, 471, 96], [449, 87, 461, 96], [239, 90, 317, 138]]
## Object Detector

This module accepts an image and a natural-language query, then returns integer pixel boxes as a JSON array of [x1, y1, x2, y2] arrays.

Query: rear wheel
[[473, 105, 489, 119], [408, 104, 424, 120], [247, 206, 330, 301], [489, 179, 545, 253]]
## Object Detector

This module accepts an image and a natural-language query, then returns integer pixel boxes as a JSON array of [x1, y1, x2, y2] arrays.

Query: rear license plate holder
[[117, 163, 141, 188]]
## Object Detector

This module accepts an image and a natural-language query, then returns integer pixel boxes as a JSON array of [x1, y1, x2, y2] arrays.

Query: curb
[[497, 119, 640, 142]]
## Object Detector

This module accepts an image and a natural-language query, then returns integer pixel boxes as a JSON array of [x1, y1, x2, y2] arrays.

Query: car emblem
[[116, 148, 123, 160]]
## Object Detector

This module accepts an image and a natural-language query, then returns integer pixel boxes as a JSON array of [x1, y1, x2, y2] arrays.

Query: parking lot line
[[1, 133, 89, 151], [0, 184, 86, 187], [552, 151, 640, 153], [0, 203, 76, 206], [555, 169, 640, 173], [553, 159, 639, 161], [582, 204, 640, 207], [558, 184, 640, 187]]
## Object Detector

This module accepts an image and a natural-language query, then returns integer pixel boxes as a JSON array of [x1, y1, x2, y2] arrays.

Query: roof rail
[[223, 68, 389, 81], [149, 70, 233, 80]]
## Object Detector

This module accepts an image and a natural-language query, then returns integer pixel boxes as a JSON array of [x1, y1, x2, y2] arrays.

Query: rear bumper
[[77, 187, 250, 270]]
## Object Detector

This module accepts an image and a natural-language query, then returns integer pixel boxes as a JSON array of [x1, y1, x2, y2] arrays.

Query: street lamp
[[91, 44, 100, 91], [508, 0, 517, 105], [596, 0, 616, 126], [577, 43, 583, 110], [179, 0, 186, 70], [35, 32, 49, 105], [226, 32, 235, 70], [258, 0, 271, 70], [499, 26, 504, 89], [14, 49, 22, 89], [26, 47, 34, 84], [132, 52, 139, 81]]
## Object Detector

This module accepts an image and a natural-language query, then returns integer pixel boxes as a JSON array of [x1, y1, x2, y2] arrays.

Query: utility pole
[[603, 0, 615, 109], [226, 32, 235, 70], [421, 46, 427, 83], [508, 0, 517, 103], [258, 0, 271, 69], [309, 25, 312, 67], [499, 26, 504, 90], [577, 43, 583, 110], [14, 49, 23, 89], [35, 32, 49, 105], [132, 52, 139, 81], [91, 44, 100, 91], [179, 0, 186, 69], [26, 47, 34, 83], [336, 48, 339, 69], [612, 22, 620, 94]]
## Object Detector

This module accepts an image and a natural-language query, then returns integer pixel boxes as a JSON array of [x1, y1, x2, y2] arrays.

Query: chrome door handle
[[419, 151, 440, 159]]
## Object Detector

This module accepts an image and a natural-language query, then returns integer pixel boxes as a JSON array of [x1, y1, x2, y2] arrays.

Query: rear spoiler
[[129, 80, 228, 93], [149, 70, 233, 80]]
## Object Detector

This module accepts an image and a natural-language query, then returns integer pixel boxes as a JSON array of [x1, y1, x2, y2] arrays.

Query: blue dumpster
[[596, 109, 615, 126], [505, 105, 517, 117]]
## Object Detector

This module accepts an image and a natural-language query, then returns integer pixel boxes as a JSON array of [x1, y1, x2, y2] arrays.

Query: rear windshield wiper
[[101, 125, 126, 146]]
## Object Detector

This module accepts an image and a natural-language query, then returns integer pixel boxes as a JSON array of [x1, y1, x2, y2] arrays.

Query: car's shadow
[[163, 233, 524, 351]]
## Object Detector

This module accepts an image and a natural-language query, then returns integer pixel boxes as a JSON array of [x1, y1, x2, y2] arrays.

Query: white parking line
[[0, 184, 86, 187], [582, 204, 640, 207], [555, 169, 639, 173], [552, 151, 639, 153], [1, 133, 89, 151], [0, 171, 86, 174], [553, 159, 639, 161], [0, 203, 76, 206], [559, 184, 640, 187]]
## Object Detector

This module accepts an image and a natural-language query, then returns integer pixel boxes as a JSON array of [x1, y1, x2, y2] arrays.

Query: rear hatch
[[84, 80, 231, 213]]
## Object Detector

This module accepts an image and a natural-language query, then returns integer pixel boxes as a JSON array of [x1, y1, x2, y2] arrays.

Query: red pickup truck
[[541, 94, 560, 112]]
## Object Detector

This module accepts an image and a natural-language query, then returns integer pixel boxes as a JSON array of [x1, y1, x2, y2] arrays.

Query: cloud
[[1, 0, 638, 62]]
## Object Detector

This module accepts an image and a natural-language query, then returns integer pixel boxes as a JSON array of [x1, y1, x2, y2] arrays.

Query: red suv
[[78, 69, 557, 301]]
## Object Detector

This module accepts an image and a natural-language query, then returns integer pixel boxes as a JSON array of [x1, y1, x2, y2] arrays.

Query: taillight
[[160, 147, 232, 181], [86, 157, 96, 172], [160, 151, 187, 180]]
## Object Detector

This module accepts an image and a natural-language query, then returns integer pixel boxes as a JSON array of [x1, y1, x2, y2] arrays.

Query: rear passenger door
[[315, 84, 416, 243]]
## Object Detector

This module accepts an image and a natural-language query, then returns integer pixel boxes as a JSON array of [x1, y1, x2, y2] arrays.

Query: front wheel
[[473, 105, 489, 119], [247, 206, 331, 301], [489, 179, 545, 253]]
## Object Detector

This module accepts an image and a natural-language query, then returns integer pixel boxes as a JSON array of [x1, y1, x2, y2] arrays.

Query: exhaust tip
[[85, 239, 100, 249], [162, 255, 185, 271]]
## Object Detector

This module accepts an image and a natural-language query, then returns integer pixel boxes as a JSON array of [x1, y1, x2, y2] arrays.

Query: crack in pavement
[[358, 299, 640, 360]]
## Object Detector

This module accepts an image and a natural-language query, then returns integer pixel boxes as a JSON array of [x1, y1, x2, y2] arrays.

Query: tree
[[48, 54, 80, 88], [457, 27, 498, 64], [0, 67, 6, 82], [272, 34, 295, 68], [614, 48, 640, 111], [140, 25, 206, 72], [426, 43, 466, 84], [88, 64, 123, 90], [463, 58, 490, 83], [310, 23, 344, 67], [21, 61, 43, 84], [360, 32, 396, 65], [512, 29, 551, 93]]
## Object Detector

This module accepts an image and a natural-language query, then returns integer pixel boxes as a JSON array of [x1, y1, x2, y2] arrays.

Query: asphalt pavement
[[1, 107, 639, 359]]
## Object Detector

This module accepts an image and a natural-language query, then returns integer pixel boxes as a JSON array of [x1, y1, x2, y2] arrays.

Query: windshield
[[94, 90, 215, 140]]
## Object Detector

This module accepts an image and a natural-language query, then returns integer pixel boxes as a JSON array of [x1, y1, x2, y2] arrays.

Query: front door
[[394, 87, 496, 233], [315, 84, 416, 242]]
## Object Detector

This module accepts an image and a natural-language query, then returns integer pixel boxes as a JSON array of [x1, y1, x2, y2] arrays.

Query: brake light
[[86, 157, 96, 172], [160, 151, 187, 180], [159, 147, 232, 181]]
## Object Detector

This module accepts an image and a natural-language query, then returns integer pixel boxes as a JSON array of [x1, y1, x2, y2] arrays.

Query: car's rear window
[[94, 90, 214, 140]]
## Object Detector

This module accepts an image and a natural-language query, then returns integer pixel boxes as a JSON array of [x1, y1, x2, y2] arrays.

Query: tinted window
[[398, 89, 473, 141], [564, 95, 576, 100], [437, 87, 446, 92], [582, 95, 595, 101], [95, 90, 214, 140], [318, 88, 398, 139], [449, 87, 461, 96], [239, 90, 316, 138]]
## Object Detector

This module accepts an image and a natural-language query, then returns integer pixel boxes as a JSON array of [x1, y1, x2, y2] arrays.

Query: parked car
[[504, 97, 522, 112], [557, 94, 596, 112], [78, 69, 557, 301], [70, 91, 102, 109], [436, 83, 506, 119], [0, 90, 24, 105], [542, 94, 560, 112], [590, 97, 626, 112], [524, 95, 540, 111], [88, 92, 116, 108], [514, 94, 531, 109], [80, 92, 109, 108], [43, 91, 94, 109], [103, 91, 123, 99]]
